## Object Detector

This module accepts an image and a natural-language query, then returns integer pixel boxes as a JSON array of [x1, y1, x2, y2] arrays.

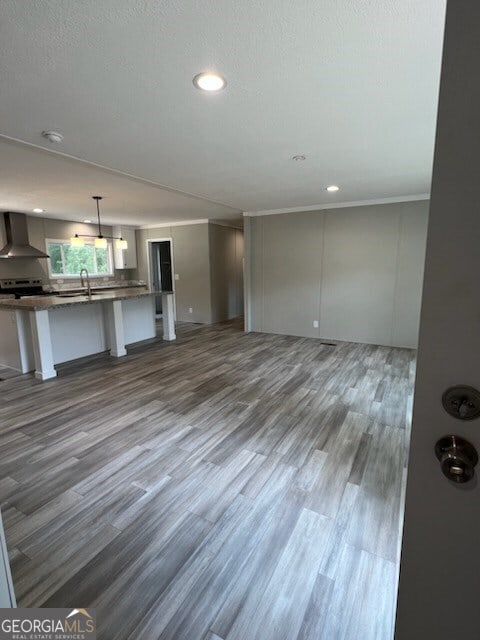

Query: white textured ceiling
[[0, 139, 239, 225], [0, 0, 445, 221]]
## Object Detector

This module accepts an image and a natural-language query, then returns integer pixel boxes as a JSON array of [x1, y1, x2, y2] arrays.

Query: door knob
[[435, 436, 478, 483]]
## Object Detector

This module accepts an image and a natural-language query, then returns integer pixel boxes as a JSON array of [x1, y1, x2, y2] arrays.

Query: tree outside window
[[47, 240, 113, 277]]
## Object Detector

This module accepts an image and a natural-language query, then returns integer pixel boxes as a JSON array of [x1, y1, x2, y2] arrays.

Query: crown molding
[[139, 219, 209, 229], [243, 194, 430, 217], [140, 218, 245, 230], [210, 219, 244, 230]]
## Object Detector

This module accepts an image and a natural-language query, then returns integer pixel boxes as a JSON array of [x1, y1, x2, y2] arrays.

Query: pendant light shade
[[70, 234, 85, 247], [115, 238, 128, 250], [95, 236, 108, 249]]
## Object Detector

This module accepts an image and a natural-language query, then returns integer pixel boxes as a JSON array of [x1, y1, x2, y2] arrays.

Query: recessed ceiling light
[[32, 208, 45, 213], [292, 155, 306, 161], [326, 185, 340, 192], [193, 72, 226, 92], [83, 219, 92, 224], [42, 130, 64, 143]]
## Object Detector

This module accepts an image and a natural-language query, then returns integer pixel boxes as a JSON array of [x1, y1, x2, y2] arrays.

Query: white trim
[[209, 219, 244, 230], [243, 194, 430, 217], [146, 237, 176, 320], [139, 219, 209, 229]]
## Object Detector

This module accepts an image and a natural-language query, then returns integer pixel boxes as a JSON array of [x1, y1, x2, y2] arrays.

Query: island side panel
[[49, 304, 107, 364], [15, 310, 35, 373], [122, 296, 156, 345], [0, 309, 24, 372]]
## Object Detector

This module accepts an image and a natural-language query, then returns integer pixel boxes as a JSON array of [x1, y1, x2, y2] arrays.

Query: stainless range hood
[[0, 212, 49, 259]]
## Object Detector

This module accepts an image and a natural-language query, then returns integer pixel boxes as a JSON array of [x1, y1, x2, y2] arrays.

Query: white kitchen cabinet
[[112, 226, 137, 269]]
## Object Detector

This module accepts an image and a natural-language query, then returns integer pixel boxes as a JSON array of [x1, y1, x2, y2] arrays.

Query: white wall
[[209, 224, 244, 322], [248, 200, 429, 348], [136, 222, 244, 324], [135, 223, 212, 324]]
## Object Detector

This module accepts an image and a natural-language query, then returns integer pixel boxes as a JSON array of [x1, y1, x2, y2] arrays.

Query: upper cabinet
[[112, 226, 137, 270]]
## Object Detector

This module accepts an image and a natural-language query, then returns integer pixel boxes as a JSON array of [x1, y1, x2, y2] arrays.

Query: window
[[46, 240, 114, 277]]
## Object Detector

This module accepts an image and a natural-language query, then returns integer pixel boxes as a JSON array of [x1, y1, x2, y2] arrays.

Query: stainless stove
[[0, 278, 49, 299]]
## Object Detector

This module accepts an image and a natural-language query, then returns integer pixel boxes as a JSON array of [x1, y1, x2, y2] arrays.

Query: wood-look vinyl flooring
[[0, 319, 415, 640]]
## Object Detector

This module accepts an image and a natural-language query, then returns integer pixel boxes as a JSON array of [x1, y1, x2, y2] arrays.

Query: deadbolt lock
[[435, 436, 478, 483], [442, 386, 480, 420]]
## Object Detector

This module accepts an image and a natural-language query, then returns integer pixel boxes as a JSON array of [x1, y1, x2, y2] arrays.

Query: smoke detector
[[42, 130, 64, 143]]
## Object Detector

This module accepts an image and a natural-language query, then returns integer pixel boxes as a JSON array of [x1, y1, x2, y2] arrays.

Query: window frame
[[45, 238, 114, 279]]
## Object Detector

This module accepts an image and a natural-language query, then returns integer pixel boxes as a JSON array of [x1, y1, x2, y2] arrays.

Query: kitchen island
[[0, 288, 176, 380]]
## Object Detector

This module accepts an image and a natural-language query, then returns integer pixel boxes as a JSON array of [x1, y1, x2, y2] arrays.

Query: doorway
[[147, 238, 175, 318]]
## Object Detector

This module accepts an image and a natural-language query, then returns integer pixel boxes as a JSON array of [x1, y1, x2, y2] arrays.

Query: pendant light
[[69, 196, 128, 250], [93, 196, 107, 248], [70, 234, 85, 247]]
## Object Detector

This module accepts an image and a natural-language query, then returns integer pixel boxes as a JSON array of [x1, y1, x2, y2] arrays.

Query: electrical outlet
[[175, 274, 180, 281], [189, 307, 193, 313], [313, 320, 319, 328]]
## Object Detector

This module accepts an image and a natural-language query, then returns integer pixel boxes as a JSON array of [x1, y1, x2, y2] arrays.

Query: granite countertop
[[48, 282, 147, 294], [0, 288, 162, 311]]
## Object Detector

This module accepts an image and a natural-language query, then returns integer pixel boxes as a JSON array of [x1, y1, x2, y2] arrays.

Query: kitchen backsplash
[[0, 258, 137, 285], [46, 278, 145, 291]]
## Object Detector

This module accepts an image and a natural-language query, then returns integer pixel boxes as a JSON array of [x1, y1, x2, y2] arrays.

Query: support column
[[162, 292, 176, 341], [243, 214, 252, 332], [30, 309, 57, 380], [104, 299, 127, 357]]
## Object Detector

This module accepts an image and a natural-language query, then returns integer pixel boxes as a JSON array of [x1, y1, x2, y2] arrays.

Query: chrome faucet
[[80, 268, 91, 298]]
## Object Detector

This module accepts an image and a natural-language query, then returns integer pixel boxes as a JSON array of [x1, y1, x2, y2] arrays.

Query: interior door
[[395, 2, 480, 638], [151, 242, 162, 316], [158, 241, 173, 292], [150, 240, 173, 316]]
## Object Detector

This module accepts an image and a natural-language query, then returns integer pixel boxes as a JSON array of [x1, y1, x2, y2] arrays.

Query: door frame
[[146, 237, 176, 320], [395, 2, 479, 638]]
